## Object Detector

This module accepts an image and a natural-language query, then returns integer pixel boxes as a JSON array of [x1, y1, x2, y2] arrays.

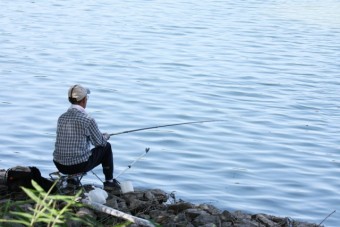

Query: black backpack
[[2, 166, 56, 193]]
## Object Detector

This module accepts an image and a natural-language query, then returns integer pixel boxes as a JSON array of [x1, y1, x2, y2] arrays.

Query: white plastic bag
[[86, 187, 108, 204]]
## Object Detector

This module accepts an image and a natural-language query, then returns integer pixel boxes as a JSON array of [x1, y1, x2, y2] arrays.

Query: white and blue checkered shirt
[[53, 105, 107, 165]]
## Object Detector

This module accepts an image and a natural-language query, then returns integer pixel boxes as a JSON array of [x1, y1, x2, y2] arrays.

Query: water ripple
[[0, 0, 340, 226]]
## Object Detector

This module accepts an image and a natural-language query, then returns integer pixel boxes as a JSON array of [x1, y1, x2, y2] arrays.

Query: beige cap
[[68, 84, 91, 101]]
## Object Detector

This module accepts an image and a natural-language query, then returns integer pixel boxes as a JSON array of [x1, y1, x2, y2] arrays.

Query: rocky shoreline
[[82, 187, 321, 227], [0, 184, 322, 227]]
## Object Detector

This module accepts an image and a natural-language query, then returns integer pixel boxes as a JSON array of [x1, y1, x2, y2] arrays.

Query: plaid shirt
[[53, 105, 107, 165]]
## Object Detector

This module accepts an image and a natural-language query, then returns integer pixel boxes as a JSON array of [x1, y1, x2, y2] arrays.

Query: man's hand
[[103, 133, 110, 141]]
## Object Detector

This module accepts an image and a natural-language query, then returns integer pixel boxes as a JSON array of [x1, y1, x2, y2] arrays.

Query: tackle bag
[[0, 166, 56, 193]]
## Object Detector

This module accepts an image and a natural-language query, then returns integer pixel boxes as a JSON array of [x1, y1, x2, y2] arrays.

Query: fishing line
[[109, 119, 224, 136]]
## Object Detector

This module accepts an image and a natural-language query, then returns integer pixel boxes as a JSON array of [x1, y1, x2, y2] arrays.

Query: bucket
[[120, 181, 134, 194]]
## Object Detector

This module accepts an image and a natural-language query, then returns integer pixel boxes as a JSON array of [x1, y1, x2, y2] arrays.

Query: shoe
[[104, 179, 121, 191]]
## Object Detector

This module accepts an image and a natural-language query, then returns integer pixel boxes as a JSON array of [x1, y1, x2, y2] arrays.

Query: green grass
[[0, 180, 98, 227]]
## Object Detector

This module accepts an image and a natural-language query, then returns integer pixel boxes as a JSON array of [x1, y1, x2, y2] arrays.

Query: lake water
[[1, 0, 340, 226]]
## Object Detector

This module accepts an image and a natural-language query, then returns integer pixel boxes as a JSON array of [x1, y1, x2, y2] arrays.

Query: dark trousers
[[54, 142, 113, 181]]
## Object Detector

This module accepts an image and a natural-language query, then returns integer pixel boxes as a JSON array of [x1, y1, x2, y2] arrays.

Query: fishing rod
[[91, 148, 150, 183], [109, 119, 224, 136], [114, 147, 150, 179]]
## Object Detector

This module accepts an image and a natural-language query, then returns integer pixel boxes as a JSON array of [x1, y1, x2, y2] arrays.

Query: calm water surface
[[1, 0, 340, 226]]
